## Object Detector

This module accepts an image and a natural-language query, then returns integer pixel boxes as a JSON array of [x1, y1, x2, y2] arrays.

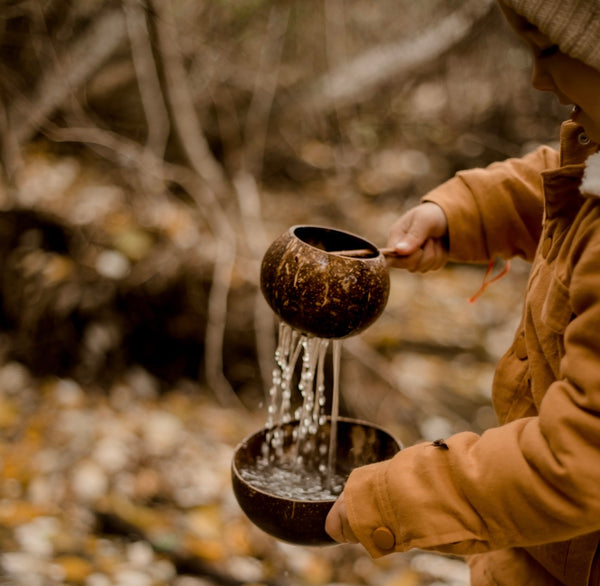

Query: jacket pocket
[[493, 342, 534, 425], [541, 275, 572, 334]]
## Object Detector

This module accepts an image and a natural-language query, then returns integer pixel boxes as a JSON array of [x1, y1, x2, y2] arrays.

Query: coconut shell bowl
[[231, 417, 401, 545], [260, 225, 390, 339]]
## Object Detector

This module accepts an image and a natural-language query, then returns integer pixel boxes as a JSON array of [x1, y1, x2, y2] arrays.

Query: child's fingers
[[417, 238, 448, 272], [386, 249, 424, 271], [386, 238, 447, 272], [325, 495, 358, 543], [325, 502, 345, 542]]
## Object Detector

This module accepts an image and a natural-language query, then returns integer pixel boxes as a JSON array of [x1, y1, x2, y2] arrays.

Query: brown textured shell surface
[[231, 417, 401, 545], [260, 225, 390, 339]]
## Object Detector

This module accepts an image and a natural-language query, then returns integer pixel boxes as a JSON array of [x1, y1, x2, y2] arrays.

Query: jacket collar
[[559, 120, 598, 167], [556, 120, 600, 196]]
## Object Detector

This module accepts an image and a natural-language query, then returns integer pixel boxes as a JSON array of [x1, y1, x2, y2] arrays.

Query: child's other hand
[[386, 202, 449, 272], [325, 493, 358, 544]]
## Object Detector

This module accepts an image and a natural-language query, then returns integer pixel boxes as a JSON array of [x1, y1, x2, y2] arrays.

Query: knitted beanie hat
[[500, 0, 600, 71]]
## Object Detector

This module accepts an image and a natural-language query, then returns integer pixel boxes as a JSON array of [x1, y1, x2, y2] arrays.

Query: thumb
[[392, 226, 428, 256], [393, 235, 421, 255]]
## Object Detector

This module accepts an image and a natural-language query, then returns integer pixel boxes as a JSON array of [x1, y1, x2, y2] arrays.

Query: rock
[[72, 460, 109, 502]]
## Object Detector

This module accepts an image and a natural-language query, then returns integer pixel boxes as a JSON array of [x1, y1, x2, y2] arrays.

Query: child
[[325, 1, 600, 584]]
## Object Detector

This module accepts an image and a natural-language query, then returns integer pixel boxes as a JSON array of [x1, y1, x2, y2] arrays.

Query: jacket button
[[514, 334, 527, 360], [578, 132, 591, 145], [372, 526, 395, 550]]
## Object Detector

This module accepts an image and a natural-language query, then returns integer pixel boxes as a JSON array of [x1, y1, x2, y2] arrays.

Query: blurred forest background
[[0, 0, 570, 585]]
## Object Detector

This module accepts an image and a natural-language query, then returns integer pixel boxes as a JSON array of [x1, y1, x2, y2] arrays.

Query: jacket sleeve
[[423, 145, 559, 263], [343, 208, 600, 562]]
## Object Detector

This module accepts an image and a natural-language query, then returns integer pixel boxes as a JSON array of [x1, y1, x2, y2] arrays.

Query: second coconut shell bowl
[[231, 417, 401, 545]]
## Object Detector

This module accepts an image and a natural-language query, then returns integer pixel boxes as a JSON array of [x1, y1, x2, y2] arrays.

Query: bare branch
[[242, 4, 291, 177], [233, 171, 275, 392], [150, 0, 247, 406], [123, 0, 170, 163], [229, 4, 291, 394], [301, 0, 495, 113], [151, 0, 227, 194], [5, 7, 127, 159]]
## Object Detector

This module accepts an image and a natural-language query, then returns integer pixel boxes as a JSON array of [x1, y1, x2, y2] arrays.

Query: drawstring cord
[[468, 258, 511, 303]]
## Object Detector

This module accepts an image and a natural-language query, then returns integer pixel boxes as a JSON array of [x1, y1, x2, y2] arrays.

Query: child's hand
[[325, 493, 358, 543], [386, 202, 449, 272]]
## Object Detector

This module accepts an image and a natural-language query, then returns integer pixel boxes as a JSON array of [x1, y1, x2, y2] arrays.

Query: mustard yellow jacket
[[344, 121, 600, 585]]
